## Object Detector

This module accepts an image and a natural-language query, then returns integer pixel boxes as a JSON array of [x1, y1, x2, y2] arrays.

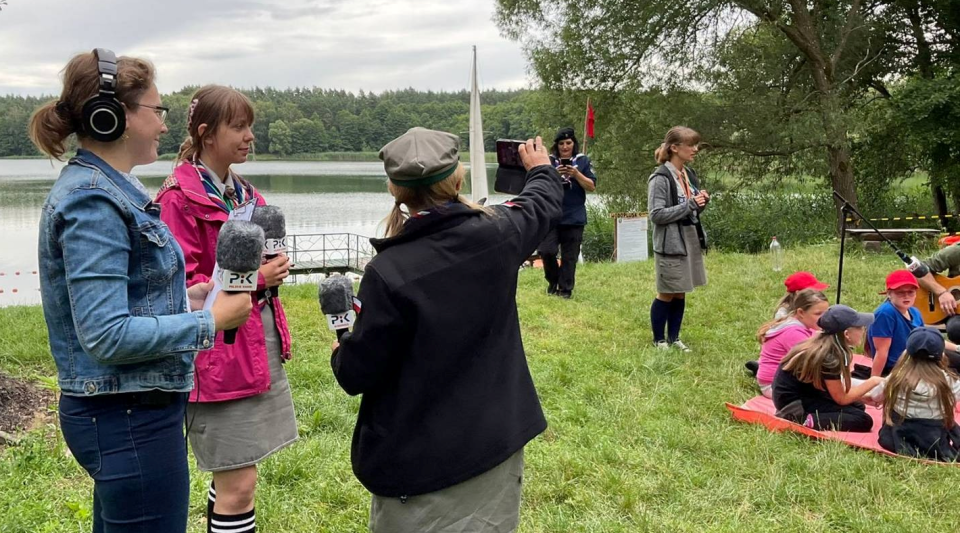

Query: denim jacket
[[38, 149, 216, 396]]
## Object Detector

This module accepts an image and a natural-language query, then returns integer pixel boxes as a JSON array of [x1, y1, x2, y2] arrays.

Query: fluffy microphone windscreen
[[216, 220, 265, 272], [319, 275, 354, 315], [251, 205, 286, 239]]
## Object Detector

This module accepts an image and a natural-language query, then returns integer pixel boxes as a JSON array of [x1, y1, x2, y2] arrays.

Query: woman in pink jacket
[[756, 289, 829, 398], [156, 85, 296, 533]]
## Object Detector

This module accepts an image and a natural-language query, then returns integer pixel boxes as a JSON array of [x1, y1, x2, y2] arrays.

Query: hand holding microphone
[[211, 292, 253, 332], [320, 275, 355, 341], [251, 205, 290, 294], [216, 220, 264, 344]]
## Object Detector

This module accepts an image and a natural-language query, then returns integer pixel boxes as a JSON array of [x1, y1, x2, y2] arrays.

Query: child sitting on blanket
[[746, 272, 830, 377], [866, 270, 924, 377], [877, 327, 960, 461], [774, 272, 830, 320], [773, 305, 885, 432], [755, 289, 829, 398]]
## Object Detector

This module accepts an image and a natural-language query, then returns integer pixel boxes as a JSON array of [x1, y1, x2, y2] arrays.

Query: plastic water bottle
[[770, 237, 783, 272]]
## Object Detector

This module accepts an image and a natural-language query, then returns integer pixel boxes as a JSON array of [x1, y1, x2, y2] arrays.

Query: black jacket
[[332, 164, 563, 497]]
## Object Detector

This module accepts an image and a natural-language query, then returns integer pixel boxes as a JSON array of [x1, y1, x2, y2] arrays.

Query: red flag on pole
[[585, 99, 595, 139]]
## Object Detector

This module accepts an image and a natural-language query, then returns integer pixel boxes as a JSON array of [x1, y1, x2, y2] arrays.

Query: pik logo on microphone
[[326, 310, 356, 331], [264, 237, 288, 255], [218, 268, 257, 291]]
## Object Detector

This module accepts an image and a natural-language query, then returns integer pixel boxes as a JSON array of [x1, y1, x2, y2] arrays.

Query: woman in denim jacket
[[29, 49, 251, 533]]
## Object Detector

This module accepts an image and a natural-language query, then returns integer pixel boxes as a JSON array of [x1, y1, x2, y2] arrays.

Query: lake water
[[0, 159, 510, 307]]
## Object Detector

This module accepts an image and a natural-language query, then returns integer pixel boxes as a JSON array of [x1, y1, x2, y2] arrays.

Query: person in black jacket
[[330, 128, 562, 532]]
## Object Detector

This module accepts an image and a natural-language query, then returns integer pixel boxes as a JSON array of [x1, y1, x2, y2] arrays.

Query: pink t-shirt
[[757, 320, 817, 385]]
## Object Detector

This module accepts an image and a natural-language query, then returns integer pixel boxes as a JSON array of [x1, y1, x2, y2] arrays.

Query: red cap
[[784, 271, 829, 293], [883, 269, 919, 293]]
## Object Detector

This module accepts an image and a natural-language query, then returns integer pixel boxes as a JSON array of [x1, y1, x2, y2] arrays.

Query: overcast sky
[[0, 0, 532, 96]]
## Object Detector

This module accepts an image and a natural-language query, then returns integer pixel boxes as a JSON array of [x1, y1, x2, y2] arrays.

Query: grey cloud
[[0, 0, 531, 95]]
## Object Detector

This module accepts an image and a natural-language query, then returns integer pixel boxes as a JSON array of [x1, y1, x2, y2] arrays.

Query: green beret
[[379, 127, 460, 188]]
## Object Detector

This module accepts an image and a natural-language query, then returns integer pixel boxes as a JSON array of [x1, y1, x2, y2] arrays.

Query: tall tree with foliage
[[853, 0, 960, 223], [268, 120, 293, 157], [495, 0, 899, 217]]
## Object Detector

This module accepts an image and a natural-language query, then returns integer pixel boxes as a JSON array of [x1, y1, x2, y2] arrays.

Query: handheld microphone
[[319, 275, 355, 340], [251, 205, 287, 297], [216, 220, 264, 344], [251, 205, 286, 258]]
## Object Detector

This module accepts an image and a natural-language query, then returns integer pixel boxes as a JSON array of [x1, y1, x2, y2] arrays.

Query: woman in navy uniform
[[539, 127, 597, 298]]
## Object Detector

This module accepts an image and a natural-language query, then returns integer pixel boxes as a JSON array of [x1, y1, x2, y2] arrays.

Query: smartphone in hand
[[495, 139, 529, 194], [496, 139, 526, 169]]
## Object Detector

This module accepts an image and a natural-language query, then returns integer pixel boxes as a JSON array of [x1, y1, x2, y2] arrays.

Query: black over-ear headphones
[[81, 48, 126, 142]]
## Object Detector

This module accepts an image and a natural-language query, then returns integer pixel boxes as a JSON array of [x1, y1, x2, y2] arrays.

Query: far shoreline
[[1, 152, 499, 163]]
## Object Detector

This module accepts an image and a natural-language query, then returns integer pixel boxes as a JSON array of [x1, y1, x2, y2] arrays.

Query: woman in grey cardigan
[[647, 126, 710, 351]]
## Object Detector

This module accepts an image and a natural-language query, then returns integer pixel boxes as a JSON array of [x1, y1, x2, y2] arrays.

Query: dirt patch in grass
[[0, 373, 53, 441]]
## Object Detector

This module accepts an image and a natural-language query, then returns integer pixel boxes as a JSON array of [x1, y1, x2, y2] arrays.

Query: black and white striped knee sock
[[207, 482, 216, 526], [209, 508, 255, 533]]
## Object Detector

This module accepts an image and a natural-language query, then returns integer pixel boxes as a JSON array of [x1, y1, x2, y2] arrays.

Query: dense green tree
[[495, 0, 905, 219], [268, 120, 293, 157], [0, 88, 538, 158]]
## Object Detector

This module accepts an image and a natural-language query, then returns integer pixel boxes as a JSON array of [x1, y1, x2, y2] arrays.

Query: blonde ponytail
[[29, 101, 75, 159], [654, 143, 669, 164], [383, 202, 407, 239], [176, 137, 197, 165]]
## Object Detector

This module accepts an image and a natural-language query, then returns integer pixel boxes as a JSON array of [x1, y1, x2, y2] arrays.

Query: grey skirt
[[187, 304, 298, 472], [655, 225, 707, 294], [369, 449, 525, 533]]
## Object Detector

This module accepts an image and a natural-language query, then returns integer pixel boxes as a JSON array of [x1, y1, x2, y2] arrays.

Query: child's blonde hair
[[780, 331, 853, 392], [756, 289, 828, 344], [884, 352, 958, 428], [773, 292, 797, 318]]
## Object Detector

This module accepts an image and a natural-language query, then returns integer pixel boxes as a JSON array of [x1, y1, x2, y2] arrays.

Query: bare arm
[[871, 337, 891, 377], [826, 376, 885, 405]]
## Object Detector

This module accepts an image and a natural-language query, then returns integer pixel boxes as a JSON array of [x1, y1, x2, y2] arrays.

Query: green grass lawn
[[2, 243, 958, 532]]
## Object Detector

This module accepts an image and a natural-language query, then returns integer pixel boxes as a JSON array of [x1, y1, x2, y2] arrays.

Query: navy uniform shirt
[[550, 153, 597, 226]]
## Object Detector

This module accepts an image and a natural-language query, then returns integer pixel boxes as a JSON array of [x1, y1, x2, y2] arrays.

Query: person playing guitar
[[911, 243, 960, 343]]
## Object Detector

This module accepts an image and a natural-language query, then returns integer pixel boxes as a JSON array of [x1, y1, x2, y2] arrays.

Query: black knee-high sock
[[209, 508, 255, 533], [207, 482, 216, 527], [667, 298, 686, 343], [651, 299, 670, 343]]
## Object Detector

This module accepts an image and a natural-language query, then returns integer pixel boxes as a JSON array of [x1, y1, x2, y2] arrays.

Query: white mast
[[469, 45, 488, 203]]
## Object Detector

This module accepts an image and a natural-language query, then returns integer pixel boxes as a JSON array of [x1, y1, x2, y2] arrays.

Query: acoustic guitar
[[915, 273, 960, 324]]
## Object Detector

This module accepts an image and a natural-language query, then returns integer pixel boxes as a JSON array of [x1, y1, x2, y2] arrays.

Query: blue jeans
[[58, 392, 189, 533]]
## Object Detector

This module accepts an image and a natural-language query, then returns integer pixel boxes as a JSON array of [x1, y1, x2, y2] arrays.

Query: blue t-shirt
[[866, 300, 924, 371], [550, 153, 597, 226]]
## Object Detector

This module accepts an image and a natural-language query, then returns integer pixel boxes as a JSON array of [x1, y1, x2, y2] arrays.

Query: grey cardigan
[[647, 164, 706, 256]]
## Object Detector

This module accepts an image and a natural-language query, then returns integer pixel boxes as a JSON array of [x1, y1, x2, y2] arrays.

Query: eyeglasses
[[138, 103, 169, 124]]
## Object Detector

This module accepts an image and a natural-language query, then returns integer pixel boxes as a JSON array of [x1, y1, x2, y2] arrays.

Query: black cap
[[554, 127, 577, 144], [817, 304, 874, 334], [906, 327, 945, 361]]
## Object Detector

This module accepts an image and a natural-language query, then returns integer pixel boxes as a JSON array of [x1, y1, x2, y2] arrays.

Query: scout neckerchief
[[676, 166, 693, 200], [192, 159, 250, 213]]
